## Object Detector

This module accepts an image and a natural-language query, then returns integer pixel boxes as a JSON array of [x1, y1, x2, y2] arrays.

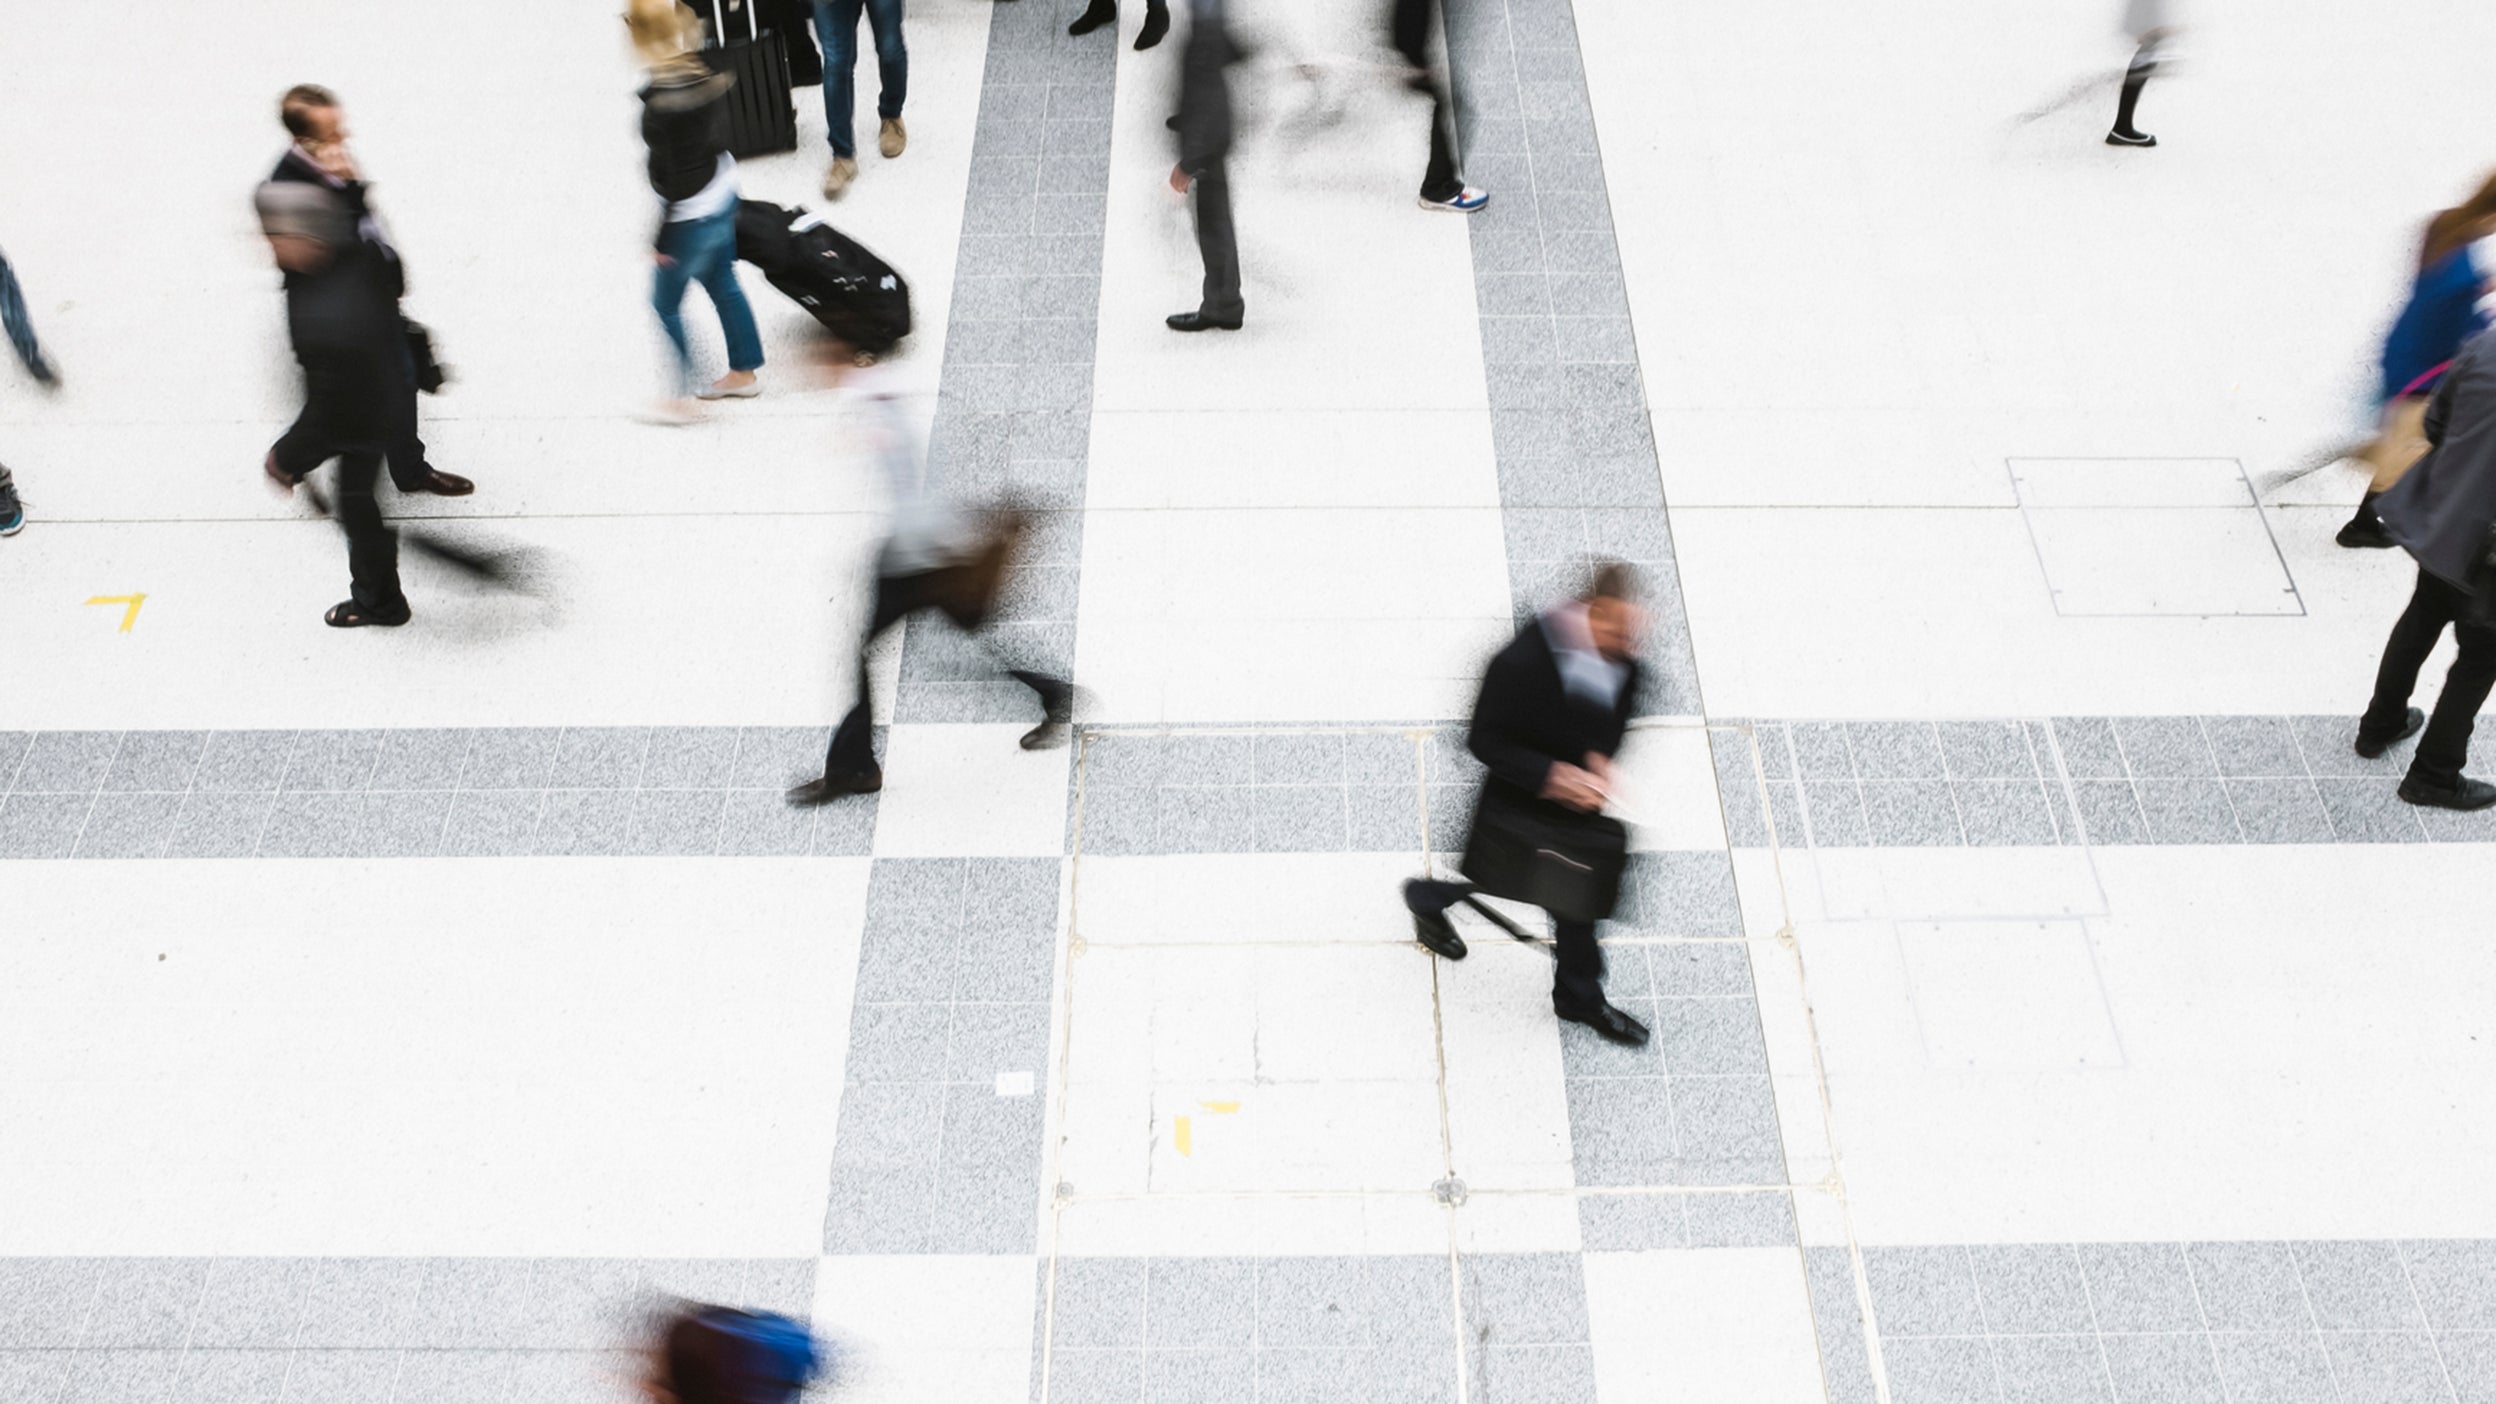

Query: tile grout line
[[2395, 1241, 2467, 1403]]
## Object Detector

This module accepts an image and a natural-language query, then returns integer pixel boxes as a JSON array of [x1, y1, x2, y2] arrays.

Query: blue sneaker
[[0, 467, 22, 536], [1419, 186, 1490, 214]]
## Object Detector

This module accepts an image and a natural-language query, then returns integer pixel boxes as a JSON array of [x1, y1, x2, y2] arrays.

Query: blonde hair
[[626, 0, 701, 64]]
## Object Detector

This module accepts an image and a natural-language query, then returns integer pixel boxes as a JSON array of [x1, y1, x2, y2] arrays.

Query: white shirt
[[665, 152, 739, 224]]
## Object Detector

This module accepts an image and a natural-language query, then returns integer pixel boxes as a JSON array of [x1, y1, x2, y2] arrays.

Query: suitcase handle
[[730, 0, 760, 43]]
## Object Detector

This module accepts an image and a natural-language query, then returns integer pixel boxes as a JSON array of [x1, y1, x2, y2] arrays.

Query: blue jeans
[[814, 0, 907, 160], [0, 249, 45, 379], [651, 207, 763, 393]]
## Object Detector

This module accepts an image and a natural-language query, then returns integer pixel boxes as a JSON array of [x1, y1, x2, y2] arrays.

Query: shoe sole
[[696, 387, 762, 401], [2354, 710, 2425, 759], [0, 519, 21, 537], [1415, 196, 1488, 213]]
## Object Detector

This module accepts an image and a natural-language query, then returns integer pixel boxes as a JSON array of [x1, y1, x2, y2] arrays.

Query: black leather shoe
[[2336, 516, 2396, 549], [1134, 1, 1168, 48], [786, 771, 883, 807], [402, 469, 475, 497], [1167, 311, 1243, 332], [1411, 909, 1467, 960], [2354, 707, 2424, 759], [2397, 774, 2496, 811], [1556, 1000, 1650, 1047], [1067, 0, 1115, 35]]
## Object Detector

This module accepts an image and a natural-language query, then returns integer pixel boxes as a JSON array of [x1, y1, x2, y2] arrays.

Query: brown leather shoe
[[403, 470, 474, 497]]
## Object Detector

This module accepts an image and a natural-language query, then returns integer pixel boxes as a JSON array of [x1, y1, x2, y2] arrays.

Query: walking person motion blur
[[810, 0, 907, 199], [2106, 0, 2172, 147], [785, 337, 1070, 808], [1068, 0, 1169, 51], [638, 1303, 823, 1403], [1403, 563, 1651, 1048], [2339, 176, 2496, 549], [1166, 0, 1244, 333], [2356, 328, 2496, 811], [0, 243, 61, 537], [634, 0, 768, 423], [1391, 0, 1485, 213]]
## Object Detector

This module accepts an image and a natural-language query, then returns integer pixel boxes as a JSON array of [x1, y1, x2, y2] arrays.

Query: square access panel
[[2008, 459, 2303, 618]]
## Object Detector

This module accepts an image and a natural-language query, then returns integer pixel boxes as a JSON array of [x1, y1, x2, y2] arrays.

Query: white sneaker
[[698, 374, 761, 401], [1418, 186, 1490, 213]]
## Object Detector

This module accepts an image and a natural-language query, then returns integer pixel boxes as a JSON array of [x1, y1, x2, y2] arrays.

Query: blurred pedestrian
[[1390, 0, 1486, 213], [2341, 175, 2496, 549], [1069, 0, 1169, 51], [2105, 0, 2173, 147], [811, 0, 907, 199], [786, 336, 1069, 807], [639, 1303, 822, 1404], [2358, 328, 2496, 812], [1166, 0, 1244, 333], [1404, 563, 1650, 1048], [264, 86, 474, 501], [0, 243, 60, 537], [634, 0, 767, 422]]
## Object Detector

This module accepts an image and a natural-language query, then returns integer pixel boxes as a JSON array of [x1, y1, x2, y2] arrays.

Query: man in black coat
[[1405, 563, 1650, 1047], [1166, 0, 1243, 333], [2360, 328, 2496, 810]]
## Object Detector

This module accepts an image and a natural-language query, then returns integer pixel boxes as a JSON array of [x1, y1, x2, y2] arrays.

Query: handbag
[[1459, 798, 1628, 925]]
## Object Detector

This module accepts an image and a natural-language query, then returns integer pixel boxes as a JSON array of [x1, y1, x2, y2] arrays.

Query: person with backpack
[[634, 0, 767, 423], [641, 1304, 822, 1404]]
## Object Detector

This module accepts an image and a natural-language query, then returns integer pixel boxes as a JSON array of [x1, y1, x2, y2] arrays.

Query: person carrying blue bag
[[641, 1303, 824, 1404]]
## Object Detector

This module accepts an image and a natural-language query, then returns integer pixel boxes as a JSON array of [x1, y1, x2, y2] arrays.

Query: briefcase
[[699, 0, 798, 158], [1459, 800, 1628, 926]]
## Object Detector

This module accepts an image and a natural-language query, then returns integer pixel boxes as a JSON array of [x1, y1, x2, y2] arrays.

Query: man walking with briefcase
[[1404, 563, 1649, 1048]]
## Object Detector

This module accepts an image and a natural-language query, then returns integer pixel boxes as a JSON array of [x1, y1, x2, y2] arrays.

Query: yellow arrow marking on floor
[[1173, 1101, 1240, 1157], [84, 593, 146, 632]]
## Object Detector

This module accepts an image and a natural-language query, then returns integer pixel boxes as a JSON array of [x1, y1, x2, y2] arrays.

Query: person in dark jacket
[[1167, 0, 1243, 333], [1391, 0, 1487, 213], [634, 0, 766, 422], [1404, 563, 1651, 1047], [2358, 328, 2496, 811], [262, 88, 472, 506]]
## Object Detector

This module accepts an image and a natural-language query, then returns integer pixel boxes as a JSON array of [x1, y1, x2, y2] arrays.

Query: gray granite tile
[[717, 789, 816, 856], [1848, 722, 1948, 779], [2289, 713, 2408, 778], [1789, 722, 1855, 780], [280, 730, 380, 792], [2204, 715, 2306, 777], [547, 727, 650, 789], [1077, 785, 1155, 856], [1348, 784, 1424, 852], [2207, 1330, 2338, 1403], [1879, 1334, 1999, 1403], [1654, 997, 1767, 1075], [0, 1258, 102, 1345], [1051, 1258, 1148, 1349], [361, 790, 451, 857], [1563, 1075, 1676, 1186], [2114, 716, 2219, 777], [640, 727, 741, 790], [1861, 780, 1964, 847], [1761, 780, 1806, 849], [366, 729, 471, 791], [2401, 1240, 2496, 1330], [2133, 778, 2241, 844], [2225, 778, 2334, 844], [0, 731, 29, 788], [2420, 801, 2496, 842], [2440, 1331, 2496, 1403], [2047, 717, 2127, 779], [1801, 1249, 1880, 1404], [829, 1082, 943, 1174], [1667, 1075, 1783, 1181], [1683, 1190, 1797, 1248], [294, 1258, 428, 1347], [1164, 734, 1255, 787], [78, 1259, 209, 1347], [1160, 786, 1257, 854], [72, 791, 182, 858], [1045, 1347, 1143, 1404], [822, 1167, 936, 1255], [0, 790, 94, 857], [2291, 1242, 2429, 1331], [100, 731, 206, 793], [2068, 779, 2148, 845], [741, 1258, 817, 1320], [2076, 1243, 2204, 1332], [15, 731, 122, 791], [2097, 1333, 2228, 1403], [276, 1348, 403, 1402], [947, 1002, 1050, 1085], [1084, 732, 1167, 788], [172, 1347, 294, 1400], [1253, 1257, 1372, 1349], [535, 789, 639, 856], [1863, 1247, 1983, 1336], [1802, 780, 1870, 847], [1620, 850, 1740, 935], [440, 789, 544, 857], [256, 790, 368, 857], [457, 728, 559, 790], [1968, 1245, 2092, 1334], [404, 1259, 541, 1349], [193, 731, 299, 792], [937, 1078, 1046, 1173], [56, 1348, 182, 1404], [1146, 1347, 1254, 1404], [1991, 1334, 2113, 1403], [190, 1259, 318, 1347], [625, 789, 725, 856], [844, 1001, 955, 1084], [1574, 1193, 1687, 1251], [1937, 721, 2037, 780], [809, 790, 879, 855], [1255, 785, 1350, 853], [2321, 1330, 2456, 1404], [729, 727, 833, 790], [1647, 941, 1753, 998], [2316, 778, 2429, 844], [1560, 997, 1665, 1078], [2186, 1242, 2313, 1332], [1955, 780, 2058, 847], [1463, 1253, 1588, 1346], [1471, 1344, 1595, 1404]]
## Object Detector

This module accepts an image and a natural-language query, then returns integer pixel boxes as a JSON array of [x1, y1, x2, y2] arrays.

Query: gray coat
[[2380, 329, 2496, 590]]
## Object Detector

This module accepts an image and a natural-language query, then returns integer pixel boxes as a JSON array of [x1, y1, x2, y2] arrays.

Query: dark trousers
[[1191, 161, 1244, 322], [2363, 568, 2496, 786], [1391, 0, 1462, 201], [823, 564, 1065, 778], [273, 350, 406, 611], [1405, 878, 1606, 1011], [0, 249, 44, 378], [382, 333, 435, 492]]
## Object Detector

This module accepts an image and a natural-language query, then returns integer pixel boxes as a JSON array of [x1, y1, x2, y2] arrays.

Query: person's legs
[[1550, 918, 1606, 1013], [650, 223, 700, 394], [1193, 163, 1245, 323], [382, 332, 438, 492], [813, 0, 865, 159], [2108, 38, 2158, 143], [684, 209, 765, 374], [2409, 618, 2496, 788], [2361, 570, 2461, 740], [0, 249, 56, 384], [819, 568, 939, 782], [864, 0, 907, 122], [1068, 0, 1116, 37], [332, 447, 408, 618]]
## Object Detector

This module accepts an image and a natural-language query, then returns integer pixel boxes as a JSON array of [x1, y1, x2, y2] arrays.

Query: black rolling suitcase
[[697, 0, 797, 158], [734, 200, 913, 355]]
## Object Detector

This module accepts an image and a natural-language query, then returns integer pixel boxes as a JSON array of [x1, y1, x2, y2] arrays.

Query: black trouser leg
[[823, 568, 931, 779], [2414, 617, 2496, 787], [1552, 918, 1605, 1012], [332, 447, 406, 612], [2363, 569, 2461, 739], [2112, 43, 2154, 134], [1404, 878, 1470, 915], [1008, 669, 1070, 716], [1391, 0, 1463, 201], [1193, 162, 1244, 322], [384, 336, 434, 491]]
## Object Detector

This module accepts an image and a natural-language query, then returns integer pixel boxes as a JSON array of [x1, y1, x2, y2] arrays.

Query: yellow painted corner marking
[[1199, 1100, 1240, 1114], [84, 593, 147, 632], [1174, 1116, 1192, 1157]]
